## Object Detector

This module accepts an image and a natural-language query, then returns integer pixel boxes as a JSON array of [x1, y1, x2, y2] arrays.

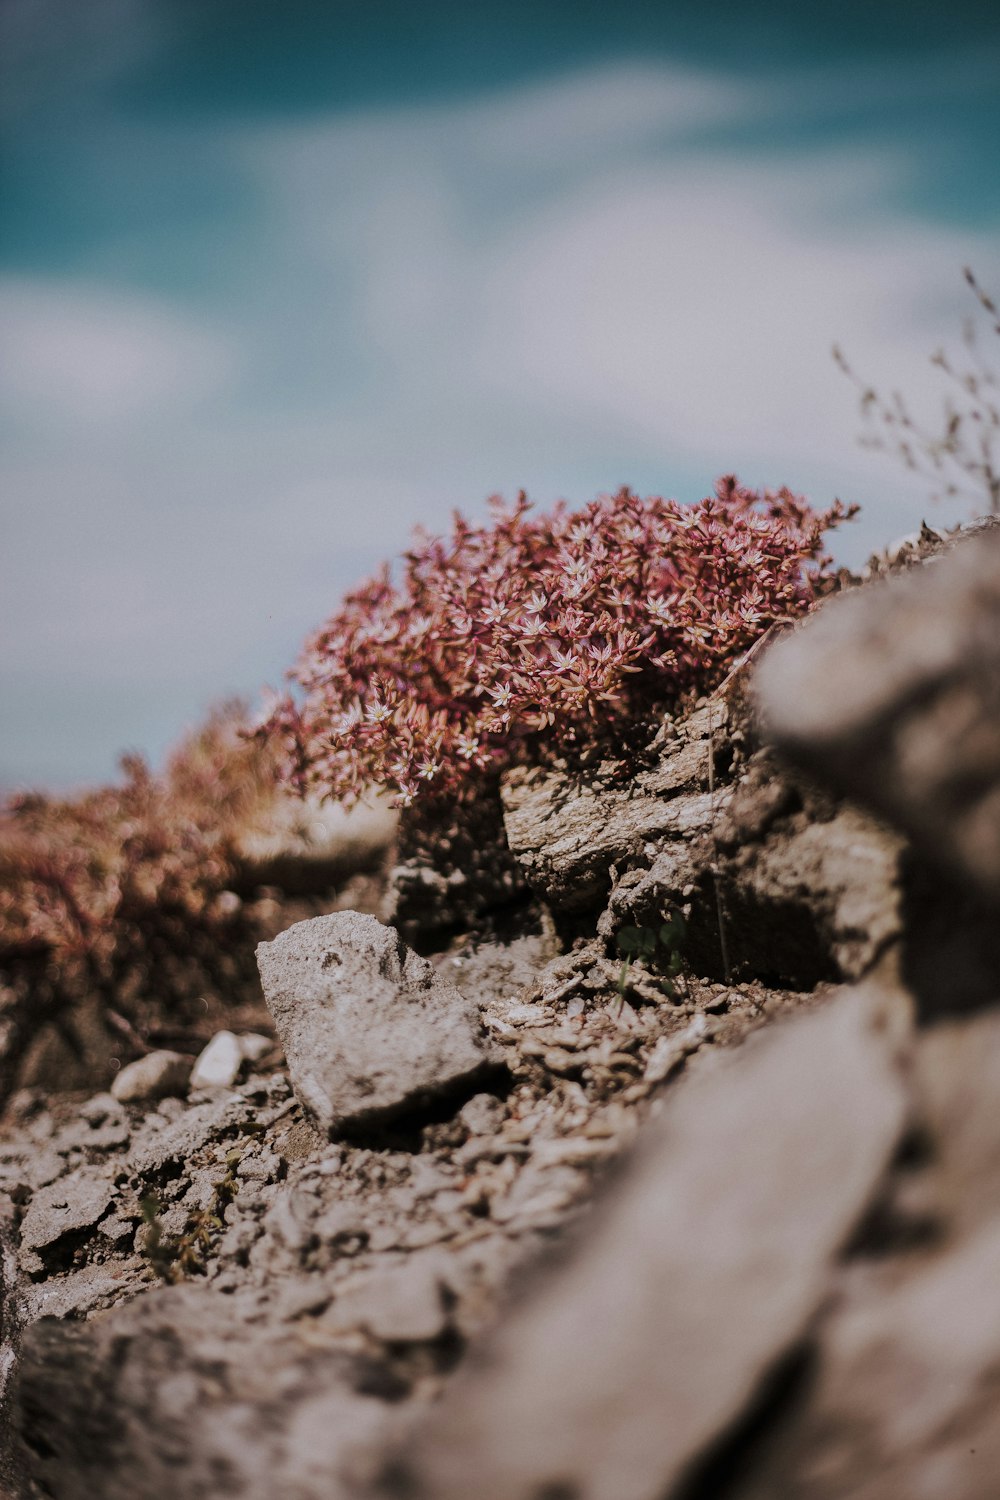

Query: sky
[[2, 0, 999, 791]]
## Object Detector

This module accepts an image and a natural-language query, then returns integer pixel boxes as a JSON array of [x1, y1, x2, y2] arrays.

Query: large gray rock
[[730, 1007, 1000, 1500], [392, 984, 909, 1500], [256, 912, 495, 1134], [501, 700, 730, 913], [740, 1219, 1000, 1500], [756, 525, 1000, 904]]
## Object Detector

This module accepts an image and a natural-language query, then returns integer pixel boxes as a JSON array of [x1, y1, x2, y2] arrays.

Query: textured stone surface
[[256, 912, 495, 1134], [756, 525, 1000, 903], [501, 701, 730, 914], [719, 802, 905, 982], [111, 1050, 192, 1104], [735, 1221, 1000, 1500], [396, 985, 909, 1500], [17, 1166, 115, 1275]]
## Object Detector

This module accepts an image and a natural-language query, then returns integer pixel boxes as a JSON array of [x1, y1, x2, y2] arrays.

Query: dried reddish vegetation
[[0, 709, 281, 1092], [1, 708, 277, 968], [266, 479, 856, 807]]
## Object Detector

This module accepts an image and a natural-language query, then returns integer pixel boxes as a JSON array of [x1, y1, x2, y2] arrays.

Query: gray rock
[[501, 700, 728, 913], [735, 1218, 1000, 1500], [910, 1009, 1000, 1241], [127, 1094, 251, 1179], [321, 1251, 451, 1342], [394, 985, 909, 1500], [256, 912, 495, 1134], [112, 1050, 192, 1104], [457, 1093, 506, 1136], [18, 1167, 115, 1274], [756, 525, 1000, 904], [10, 1281, 412, 1500], [183, 1029, 276, 1094], [726, 1003, 1000, 1500], [723, 802, 905, 982], [238, 1032, 274, 1064]]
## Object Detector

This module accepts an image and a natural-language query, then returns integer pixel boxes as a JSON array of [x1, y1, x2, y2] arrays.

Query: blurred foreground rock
[[757, 524, 1000, 905], [393, 985, 908, 1500]]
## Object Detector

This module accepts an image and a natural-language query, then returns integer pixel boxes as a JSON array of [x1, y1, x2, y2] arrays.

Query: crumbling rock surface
[[256, 912, 497, 1135], [708, 786, 904, 986], [17, 1166, 116, 1277], [504, 691, 906, 990]]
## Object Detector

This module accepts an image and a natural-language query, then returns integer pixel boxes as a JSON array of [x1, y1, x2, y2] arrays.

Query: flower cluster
[[266, 478, 856, 807]]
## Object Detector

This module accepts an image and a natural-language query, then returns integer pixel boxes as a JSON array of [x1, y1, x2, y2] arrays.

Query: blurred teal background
[[2, 0, 999, 788]]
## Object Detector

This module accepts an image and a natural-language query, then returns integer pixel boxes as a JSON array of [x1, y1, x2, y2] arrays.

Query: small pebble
[[190, 1032, 244, 1091], [111, 1052, 192, 1105]]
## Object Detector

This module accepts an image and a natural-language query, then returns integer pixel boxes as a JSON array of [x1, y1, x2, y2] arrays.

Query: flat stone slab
[[18, 1167, 115, 1274], [256, 911, 494, 1134]]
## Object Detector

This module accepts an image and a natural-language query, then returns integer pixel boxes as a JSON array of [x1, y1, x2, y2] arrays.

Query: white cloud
[[438, 61, 747, 169], [472, 154, 988, 471], [0, 279, 239, 426]]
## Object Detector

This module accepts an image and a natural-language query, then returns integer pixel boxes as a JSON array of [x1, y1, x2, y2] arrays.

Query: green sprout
[[614, 909, 687, 1011], [138, 1147, 244, 1282]]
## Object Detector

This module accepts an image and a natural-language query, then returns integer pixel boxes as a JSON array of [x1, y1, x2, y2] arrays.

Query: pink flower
[[261, 481, 856, 806]]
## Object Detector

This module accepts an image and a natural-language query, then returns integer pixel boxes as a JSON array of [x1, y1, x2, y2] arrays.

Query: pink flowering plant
[[265, 478, 856, 808]]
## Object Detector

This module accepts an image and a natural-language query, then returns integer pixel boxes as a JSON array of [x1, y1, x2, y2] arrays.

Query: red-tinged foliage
[[265, 478, 856, 807], [0, 706, 279, 972], [0, 707, 285, 1098]]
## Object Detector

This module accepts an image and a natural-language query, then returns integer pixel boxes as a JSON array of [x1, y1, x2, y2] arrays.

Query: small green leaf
[[616, 926, 644, 956], [660, 912, 686, 946]]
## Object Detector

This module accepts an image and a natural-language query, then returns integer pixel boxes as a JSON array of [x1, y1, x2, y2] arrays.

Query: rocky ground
[[1, 519, 998, 1500]]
